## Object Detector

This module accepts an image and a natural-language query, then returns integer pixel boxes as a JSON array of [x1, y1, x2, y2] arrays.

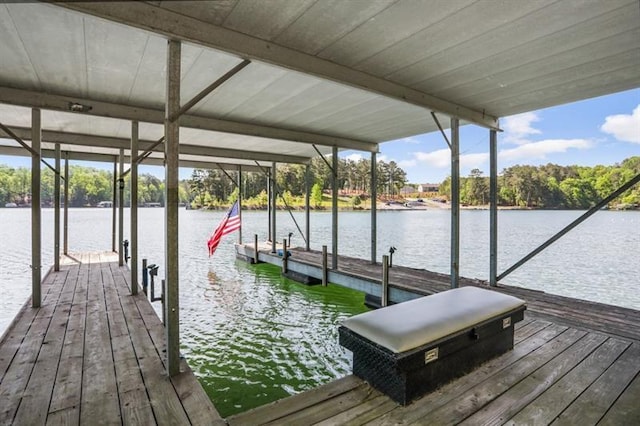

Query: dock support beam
[[118, 148, 124, 267], [271, 162, 277, 254], [112, 157, 117, 252], [450, 117, 460, 289], [371, 151, 377, 264], [305, 164, 310, 251], [267, 168, 271, 243], [322, 245, 328, 286], [31, 108, 41, 308], [489, 129, 498, 287], [238, 165, 243, 244], [63, 151, 69, 255], [165, 39, 181, 377], [54, 144, 61, 272], [332, 145, 338, 269], [381, 255, 389, 307], [131, 121, 139, 294]]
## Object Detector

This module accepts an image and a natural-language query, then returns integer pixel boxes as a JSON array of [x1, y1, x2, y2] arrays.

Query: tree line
[[439, 156, 640, 208], [1, 156, 637, 209], [0, 164, 190, 207]]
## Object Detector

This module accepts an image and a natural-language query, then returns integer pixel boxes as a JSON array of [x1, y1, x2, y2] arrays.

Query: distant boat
[[97, 201, 112, 208], [4, 202, 17, 208]]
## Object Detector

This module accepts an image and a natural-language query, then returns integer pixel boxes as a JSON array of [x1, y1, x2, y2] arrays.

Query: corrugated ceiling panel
[[0, 4, 41, 90], [222, 0, 315, 40]]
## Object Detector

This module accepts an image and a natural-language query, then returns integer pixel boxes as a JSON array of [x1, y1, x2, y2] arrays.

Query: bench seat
[[339, 287, 526, 405]]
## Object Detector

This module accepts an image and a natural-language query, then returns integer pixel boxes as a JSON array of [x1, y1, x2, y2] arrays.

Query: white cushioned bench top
[[341, 287, 525, 353]]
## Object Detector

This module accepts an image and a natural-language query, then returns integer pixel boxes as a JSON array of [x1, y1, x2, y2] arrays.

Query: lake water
[[0, 208, 638, 416]]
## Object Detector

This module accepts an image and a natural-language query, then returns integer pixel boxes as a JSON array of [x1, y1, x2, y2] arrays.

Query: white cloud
[[398, 159, 417, 168], [600, 105, 640, 144], [502, 112, 541, 144], [499, 139, 592, 161], [396, 136, 421, 145], [413, 149, 488, 169], [344, 153, 363, 162], [377, 154, 389, 163]]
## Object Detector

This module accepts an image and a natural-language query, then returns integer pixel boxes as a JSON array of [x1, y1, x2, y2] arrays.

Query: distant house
[[399, 186, 415, 195], [418, 183, 440, 193]]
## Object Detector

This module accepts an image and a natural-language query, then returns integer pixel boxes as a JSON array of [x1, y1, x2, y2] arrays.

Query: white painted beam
[[5, 126, 311, 164], [0, 86, 378, 152], [59, 1, 499, 129]]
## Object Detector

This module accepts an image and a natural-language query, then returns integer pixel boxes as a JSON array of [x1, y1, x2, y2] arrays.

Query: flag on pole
[[207, 201, 241, 257]]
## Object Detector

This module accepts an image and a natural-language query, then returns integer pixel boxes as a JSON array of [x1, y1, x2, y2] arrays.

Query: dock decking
[[0, 252, 224, 426], [227, 246, 640, 425]]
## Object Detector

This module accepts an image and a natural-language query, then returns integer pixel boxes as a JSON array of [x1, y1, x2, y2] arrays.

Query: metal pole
[[322, 245, 328, 286], [254, 234, 259, 264], [498, 172, 640, 282], [371, 151, 377, 264], [238, 165, 242, 244], [165, 39, 181, 377], [118, 148, 124, 267], [54, 144, 61, 272], [63, 151, 69, 255], [131, 121, 139, 295], [31, 108, 41, 308], [282, 239, 288, 274], [382, 255, 389, 307], [332, 145, 338, 269], [267, 167, 272, 243], [489, 129, 498, 286], [112, 157, 117, 252], [450, 117, 460, 289], [271, 162, 277, 254], [305, 164, 310, 251]]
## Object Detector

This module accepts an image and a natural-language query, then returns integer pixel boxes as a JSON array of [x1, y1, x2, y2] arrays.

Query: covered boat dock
[[0, 0, 638, 424]]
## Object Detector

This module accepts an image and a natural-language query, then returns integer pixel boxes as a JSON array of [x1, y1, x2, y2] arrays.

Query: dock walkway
[[227, 246, 640, 425], [0, 252, 224, 426]]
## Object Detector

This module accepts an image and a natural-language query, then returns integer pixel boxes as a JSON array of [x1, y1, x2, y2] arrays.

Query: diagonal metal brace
[[431, 111, 451, 150], [216, 163, 239, 187], [0, 121, 64, 179], [312, 144, 335, 176], [120, 136, 165, 178], [497, 172, 640, 282]]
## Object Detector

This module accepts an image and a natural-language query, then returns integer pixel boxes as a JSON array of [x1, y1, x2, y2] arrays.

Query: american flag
[[207, 201, 241, 257]]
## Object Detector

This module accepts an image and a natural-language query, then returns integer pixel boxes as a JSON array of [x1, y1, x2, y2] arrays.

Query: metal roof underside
[[0, 0, 638, 167]]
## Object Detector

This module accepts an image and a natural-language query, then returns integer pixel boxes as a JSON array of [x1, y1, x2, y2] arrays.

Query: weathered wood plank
[[365, 323, 569, 426], [414, 328, 587, 425], [263, 382, 379, 425], [504, 337, 630, 425], [313, 394, 396, 426], [228, 375, 363, 426], [458, 332, 609, 426], [80, 259, 121, 426], [552, 343, 640, 425], [598, 370, 640, 426]]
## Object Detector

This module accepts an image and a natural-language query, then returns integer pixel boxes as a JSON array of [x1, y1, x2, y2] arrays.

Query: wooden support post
[[131, 121, 139, 294], [371, 151, 377, 264], [253, 234, 258, 264], [63, 151, 69, 255], [282, 239, 288, 273], [238, 165, 243, 244], [54, 144, 60, 271], [112, 157, 117, 252], [271, 162, 277, 254], [489, 129, 498, 287], [450, 117, 460, 289], [31, 108, 41, 308], [382, 254, 389, 307], [267, 168, 272, 243], [305, 164, 310, 251], [331, 145, 338, 269], [322, 245, 328, 286], [165, 38, 181, 377], [118, 148, 124, 267]]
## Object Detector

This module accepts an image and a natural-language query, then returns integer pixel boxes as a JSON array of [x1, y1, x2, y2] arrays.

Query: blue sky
[[1, 88, 638, 183], [344, 88, 639, 184]]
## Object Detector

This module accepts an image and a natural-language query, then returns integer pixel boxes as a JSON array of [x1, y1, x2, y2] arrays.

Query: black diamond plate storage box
[[339, 289, 525, 406]]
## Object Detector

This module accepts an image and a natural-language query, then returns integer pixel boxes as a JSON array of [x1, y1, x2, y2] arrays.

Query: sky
[[343, 88, 640, 184], [1, 88, 638, 184]]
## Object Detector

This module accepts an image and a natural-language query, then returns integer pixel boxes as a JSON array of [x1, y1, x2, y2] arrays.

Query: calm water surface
[[0, 208, 638, 416]]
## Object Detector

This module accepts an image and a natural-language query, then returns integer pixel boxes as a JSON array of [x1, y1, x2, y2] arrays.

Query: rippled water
[[0, 208, 638, 416]]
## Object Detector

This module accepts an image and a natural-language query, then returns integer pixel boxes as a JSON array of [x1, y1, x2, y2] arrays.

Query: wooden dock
[[227, 246, 640, 425], [0, 252, 225, 426]]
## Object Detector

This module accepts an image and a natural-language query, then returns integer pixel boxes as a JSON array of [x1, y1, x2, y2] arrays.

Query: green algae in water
[[181, 261, 369, 418]]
